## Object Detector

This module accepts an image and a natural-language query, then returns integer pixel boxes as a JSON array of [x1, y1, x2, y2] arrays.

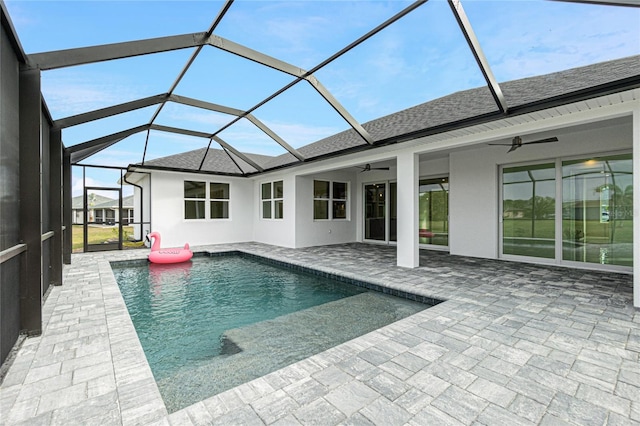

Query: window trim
[[261, 180, 284, 220], [183, 180, 231, 221], [313, 179, 349, 221], [209, 182, 230, 220]]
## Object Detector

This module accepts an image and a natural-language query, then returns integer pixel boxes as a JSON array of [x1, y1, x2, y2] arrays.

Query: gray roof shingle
[[135, 55, 640, 175]]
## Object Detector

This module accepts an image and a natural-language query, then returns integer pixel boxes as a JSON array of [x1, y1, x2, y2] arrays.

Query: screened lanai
[[1, 0, 640, 368]]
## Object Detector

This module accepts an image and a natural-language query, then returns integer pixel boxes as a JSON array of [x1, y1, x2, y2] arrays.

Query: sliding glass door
[[365, 179, 448, 246], [419, 177, 449, 247], [364, 182, 397, 243], [364, 183, 386, 241], [502, 163, 555, 258], [501, 153, 633, 268], [562, 154, 633, 266]]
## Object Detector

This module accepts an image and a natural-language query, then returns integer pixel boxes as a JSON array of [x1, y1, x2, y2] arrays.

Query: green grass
[[503, 219, 633, 242], [72, 225, 143, 252]]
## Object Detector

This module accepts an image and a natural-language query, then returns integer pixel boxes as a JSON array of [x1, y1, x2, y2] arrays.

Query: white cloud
[[469, 2, 640, 81], [42, 72, 142, 117], [71, 176, 117, 197]]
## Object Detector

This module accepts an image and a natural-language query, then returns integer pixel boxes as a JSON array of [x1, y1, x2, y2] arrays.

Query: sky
[[4, 0, 640, 196]]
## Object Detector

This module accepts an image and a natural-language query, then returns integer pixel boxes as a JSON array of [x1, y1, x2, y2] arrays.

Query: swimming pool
[[112, 253, 434, 412]]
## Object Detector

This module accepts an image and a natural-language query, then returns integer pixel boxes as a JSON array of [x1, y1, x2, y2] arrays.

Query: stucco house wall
[[295, 170, 359, 248], [252, 174, 297, 248], [149, 170, 254, 248]]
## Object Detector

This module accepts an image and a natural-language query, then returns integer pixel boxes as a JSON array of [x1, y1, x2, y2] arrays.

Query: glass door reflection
[[562, 154, 633, 266], [364, 183, 386, 241]]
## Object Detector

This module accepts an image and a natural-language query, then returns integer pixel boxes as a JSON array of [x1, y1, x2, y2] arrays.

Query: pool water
[[113, 254, 427, 412]]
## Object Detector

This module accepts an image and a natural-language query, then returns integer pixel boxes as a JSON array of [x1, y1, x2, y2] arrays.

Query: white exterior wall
[[419, 157, 449, 179], [397, 152, 419, 267], [295, 170, 359, 248], [149, 171, 254, 248], [449, 119, 633, 259], [252, 174, 296, 248]]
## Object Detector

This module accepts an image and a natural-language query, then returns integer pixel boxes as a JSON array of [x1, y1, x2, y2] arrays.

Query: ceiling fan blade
[[372, 167, 390, 170], [523, 137, 559, 145], [487, 143, 515, 146], [507, 144, 520, 153]]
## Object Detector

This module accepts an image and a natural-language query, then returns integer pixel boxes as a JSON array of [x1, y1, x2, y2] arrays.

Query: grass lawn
[[72, 225, 145, 252], [503, 219, 633, 242]]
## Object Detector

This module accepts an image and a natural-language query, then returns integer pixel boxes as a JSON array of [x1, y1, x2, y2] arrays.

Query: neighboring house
[[126, 56, 639, 277], [91, 195, 135, 225], [71, 193, 135, 225], [71, 193, 115, 224]]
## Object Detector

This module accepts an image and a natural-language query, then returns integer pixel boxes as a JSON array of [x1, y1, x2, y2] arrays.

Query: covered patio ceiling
[[7, 0, 640, 176]]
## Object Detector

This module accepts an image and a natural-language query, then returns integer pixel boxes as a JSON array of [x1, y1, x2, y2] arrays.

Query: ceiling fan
[[489, 136, 559, 153], [357, 163, 390, 172]]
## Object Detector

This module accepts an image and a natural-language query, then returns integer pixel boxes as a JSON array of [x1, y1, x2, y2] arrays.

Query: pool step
[[156, 292, 425, 412]]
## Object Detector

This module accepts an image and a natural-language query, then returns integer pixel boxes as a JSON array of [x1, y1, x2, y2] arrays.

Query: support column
[[19, 68, 42, 335], [633, 107, 640, 308], [50, 129, 63, 285], [396, 151, 419, 268], [63, 152, 72, 264]]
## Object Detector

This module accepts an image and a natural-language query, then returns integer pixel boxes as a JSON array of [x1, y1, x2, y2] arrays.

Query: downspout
[[123, 173, 146, 242]]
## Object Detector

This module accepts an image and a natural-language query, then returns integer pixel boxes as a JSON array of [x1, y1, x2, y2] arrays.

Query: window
[[314, 180, 348, 220], [262, 181, 283, 219], [184, 181, 206, 219], [184, 181, 229, 220], [123, 209, 134, 225], [210, 183, 229, 219]]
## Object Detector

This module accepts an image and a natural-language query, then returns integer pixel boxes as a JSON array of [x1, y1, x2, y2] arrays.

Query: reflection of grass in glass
[[419, 235, 448, 246], [504, 219, 633, 242], [419, 223, 448, 233], [503, 219, 555, 238], [72, 225, 140, 252], [561, 220, 633, 242]]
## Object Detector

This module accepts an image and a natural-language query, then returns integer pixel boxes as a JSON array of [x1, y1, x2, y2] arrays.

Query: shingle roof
[[72, 194, 135, 209], [135, 55, 640, 175], [142, 147, 278, 174], [71, 193, 115, 209], [92, 195, 135, 209]]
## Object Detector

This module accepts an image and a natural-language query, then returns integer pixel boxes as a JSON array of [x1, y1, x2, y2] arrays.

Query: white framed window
[[314, 180, 348, 220], [261, 180, 283, 219], [184, 181, 230, 220], [210, 183, 230, 219], [184, 181, 206, 219]]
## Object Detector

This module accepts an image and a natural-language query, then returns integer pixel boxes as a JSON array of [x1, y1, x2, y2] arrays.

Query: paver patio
[[0, 243, 638, 425]]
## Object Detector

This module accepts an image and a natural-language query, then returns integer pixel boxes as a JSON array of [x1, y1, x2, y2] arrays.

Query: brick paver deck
[[1, 243, 637, 425]]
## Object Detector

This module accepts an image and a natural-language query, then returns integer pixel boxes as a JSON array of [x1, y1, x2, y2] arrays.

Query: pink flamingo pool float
[[147, 231, 193, 264]]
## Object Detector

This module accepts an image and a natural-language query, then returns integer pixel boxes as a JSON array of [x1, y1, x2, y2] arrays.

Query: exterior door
[[562, 154, 633, 266], [364, 183, 386, 241], [84, 187, 122, 252], [364, 182, 397, 243], [501, 153, 632, 269]]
